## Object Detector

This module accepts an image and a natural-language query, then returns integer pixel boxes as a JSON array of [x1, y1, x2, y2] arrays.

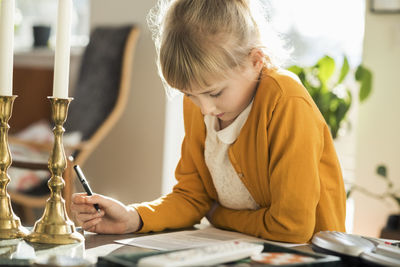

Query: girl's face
[[181, 54, 263, 127]]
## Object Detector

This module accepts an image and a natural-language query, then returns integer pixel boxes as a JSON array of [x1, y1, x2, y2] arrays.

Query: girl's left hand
[[206, 201, 219, 222]]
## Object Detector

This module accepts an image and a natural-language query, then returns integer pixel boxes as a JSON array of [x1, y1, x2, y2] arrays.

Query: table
[[0, 230, 150, 266], [0, 229, 338, 266], [84, 231, 154, 263]]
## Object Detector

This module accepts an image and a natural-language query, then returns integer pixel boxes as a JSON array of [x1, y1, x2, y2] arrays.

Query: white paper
[[115, 226, 303, 251]]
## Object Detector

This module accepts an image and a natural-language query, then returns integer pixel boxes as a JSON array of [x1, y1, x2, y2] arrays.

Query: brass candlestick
[[0, 95, 29, 239], [25, 97, 83, 244]]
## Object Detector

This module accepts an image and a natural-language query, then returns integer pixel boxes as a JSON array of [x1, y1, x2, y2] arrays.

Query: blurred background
[[10, 0, 400, 238]]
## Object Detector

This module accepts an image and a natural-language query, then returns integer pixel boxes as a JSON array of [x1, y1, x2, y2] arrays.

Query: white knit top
[[204, 102, 258, 210]]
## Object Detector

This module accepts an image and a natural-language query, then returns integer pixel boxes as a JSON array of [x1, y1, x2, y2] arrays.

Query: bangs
[[160, 30, 245, 91]]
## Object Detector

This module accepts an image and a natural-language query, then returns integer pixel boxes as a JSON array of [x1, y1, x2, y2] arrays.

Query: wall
[[84, 0, 166, 204], [353, 8, 400, 237]]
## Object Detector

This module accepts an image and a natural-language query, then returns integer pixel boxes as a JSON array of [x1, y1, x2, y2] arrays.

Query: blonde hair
[[148, 0, 290, 96]]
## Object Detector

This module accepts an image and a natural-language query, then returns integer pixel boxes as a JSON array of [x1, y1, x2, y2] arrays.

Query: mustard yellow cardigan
[[133, 68, 346, 243]]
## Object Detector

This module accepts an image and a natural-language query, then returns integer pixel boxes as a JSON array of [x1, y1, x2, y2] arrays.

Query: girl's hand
[[71, 193, 142, 234]]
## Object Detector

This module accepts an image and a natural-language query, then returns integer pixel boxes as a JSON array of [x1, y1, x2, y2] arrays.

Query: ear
[[249, 48, 264, 72]]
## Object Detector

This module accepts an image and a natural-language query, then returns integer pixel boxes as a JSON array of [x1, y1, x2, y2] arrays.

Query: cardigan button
[[238, 173, 244, 178]]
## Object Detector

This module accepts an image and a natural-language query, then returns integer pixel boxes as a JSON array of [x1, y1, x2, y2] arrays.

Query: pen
[[74, 165, 101, 213]]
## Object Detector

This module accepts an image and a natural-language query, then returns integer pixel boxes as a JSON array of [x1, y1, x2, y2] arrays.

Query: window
[[14, 0, 90, 49], [266, 0, 365, 67]]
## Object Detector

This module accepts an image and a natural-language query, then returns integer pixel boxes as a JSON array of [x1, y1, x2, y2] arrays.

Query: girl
[[71, 0, 346, 243]]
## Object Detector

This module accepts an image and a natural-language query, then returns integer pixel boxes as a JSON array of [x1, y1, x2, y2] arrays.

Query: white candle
[[52, 0, 72, 98], [0, 0, 15, 96]]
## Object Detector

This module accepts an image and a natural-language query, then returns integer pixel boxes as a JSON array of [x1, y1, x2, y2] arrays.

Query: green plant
[[287, 55, 372, 139], [347, 165, 400, 212]]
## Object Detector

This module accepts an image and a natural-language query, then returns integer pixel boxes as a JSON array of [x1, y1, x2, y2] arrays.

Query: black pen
[[74, 165, 101, 213]]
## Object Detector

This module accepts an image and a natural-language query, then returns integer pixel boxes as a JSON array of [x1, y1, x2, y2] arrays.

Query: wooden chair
[[8, 25, 140, 225]]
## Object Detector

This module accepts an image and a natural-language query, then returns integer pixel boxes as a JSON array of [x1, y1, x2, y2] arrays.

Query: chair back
[[65, 25, 140, 165]]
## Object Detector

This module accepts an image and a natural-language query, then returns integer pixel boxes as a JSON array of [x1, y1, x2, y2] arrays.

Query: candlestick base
[[0, 193, 30, 239], [25, 205, 84, 244], [0, 95, 29, 239], [24, 198, 83, 244], [25, 97, 83, 244]]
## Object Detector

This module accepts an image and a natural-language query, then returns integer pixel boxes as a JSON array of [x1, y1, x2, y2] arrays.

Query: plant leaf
[[392, 195, 400, 209], [377, 165, 387, 178], [298, 71, 306, 85], [338, 56, 350, 84], [287, 65, 302, 75], [317, 56, 335, 87], [356, 65, 373, 102], [346, 189, 352, 199], [336, 99, 350, 129]]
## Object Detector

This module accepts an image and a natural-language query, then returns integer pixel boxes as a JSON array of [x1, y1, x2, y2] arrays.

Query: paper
[[115, 226, 303, 251]]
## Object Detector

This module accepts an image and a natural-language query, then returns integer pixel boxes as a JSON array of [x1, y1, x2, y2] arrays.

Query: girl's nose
[[199, 99, 216, 116]]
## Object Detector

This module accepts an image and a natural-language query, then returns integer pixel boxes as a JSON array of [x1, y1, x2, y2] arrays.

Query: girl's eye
[[210, 91, 222, 98]]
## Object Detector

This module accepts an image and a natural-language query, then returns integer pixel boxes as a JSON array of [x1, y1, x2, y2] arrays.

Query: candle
[[0, 0, 15, 96], [52, 0, 72, 98]]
